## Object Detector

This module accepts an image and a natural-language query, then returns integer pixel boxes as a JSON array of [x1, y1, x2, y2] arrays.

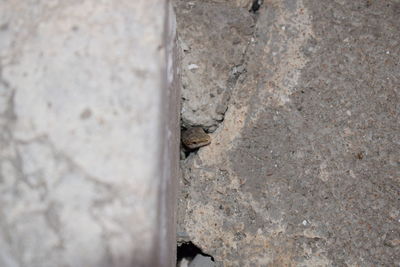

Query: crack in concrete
[[211, 6, 261, 129]]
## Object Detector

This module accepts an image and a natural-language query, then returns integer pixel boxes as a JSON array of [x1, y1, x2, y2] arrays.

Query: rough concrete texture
[[178, 0, 400, 266], [189, 254, 215, 267], [196, 0, 254, 9], [0, 1, 179, 267], [175, 0, 255, 131]]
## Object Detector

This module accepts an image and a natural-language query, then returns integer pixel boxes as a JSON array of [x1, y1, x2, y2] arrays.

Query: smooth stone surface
[[0, 0, 179, 266]]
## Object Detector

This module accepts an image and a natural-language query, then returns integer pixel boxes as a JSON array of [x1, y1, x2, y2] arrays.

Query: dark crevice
[[250, 0, 262, 13], [182, 145, 198, 158], [177, 241, 215, 263]]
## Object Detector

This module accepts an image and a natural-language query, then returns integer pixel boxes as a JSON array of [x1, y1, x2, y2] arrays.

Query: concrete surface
[[175, 0, 255, 131], [197, 0, 254, 9], [189, 254, 215, 267], [178, 255, 215, 267], [0, 1, 179, 267], [177, 0, 400, 266]]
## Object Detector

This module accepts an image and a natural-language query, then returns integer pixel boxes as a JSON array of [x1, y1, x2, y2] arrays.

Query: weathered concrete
[[0, 1, 179, 266], [197, 0, 254, 9], [175, 0, 255, 131], [178, 0, 400, 266], [189, 254, 215, 267]]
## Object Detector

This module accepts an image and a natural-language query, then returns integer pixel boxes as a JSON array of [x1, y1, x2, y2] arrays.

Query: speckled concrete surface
[[175, 0, 255, 131], [177, 0, 400, 266]]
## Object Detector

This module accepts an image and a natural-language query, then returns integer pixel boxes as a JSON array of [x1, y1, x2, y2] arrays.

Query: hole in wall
[[177, 241, 215, 264], [250, 0, 262, 13]]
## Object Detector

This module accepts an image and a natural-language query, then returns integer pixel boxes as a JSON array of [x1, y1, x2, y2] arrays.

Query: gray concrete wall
[[177, 0, 400, 266], [0, 1, 178, 266]]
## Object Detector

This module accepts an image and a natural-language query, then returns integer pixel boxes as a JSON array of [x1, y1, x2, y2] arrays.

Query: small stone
[[189, 254, 214, 267], [188, 64, 199, 70]]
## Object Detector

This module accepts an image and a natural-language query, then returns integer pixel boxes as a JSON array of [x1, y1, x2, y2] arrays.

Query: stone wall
[[0, 1, 179, 266], [176, 0, 400, 266]]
